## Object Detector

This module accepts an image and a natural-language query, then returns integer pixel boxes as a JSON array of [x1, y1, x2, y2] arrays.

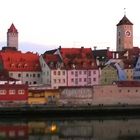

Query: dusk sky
[[0, 0, 140, 53]]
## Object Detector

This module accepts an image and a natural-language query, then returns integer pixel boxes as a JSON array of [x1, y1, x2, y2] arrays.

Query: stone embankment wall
[[59, 85, 140, 105]]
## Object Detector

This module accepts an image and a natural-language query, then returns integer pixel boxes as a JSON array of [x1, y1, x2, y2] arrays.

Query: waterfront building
[[134, 56, 140, 80], [116, 15, 133, 51], [92, 47, 113, 67], [7, 23, 18, 50], [28, 88, 59, 105], [40, 52, 67, 89], [58, 47, 99, 86], [0, 72, 28, 105], [0, 47, 42, 85], [100, 64, 118, 85]]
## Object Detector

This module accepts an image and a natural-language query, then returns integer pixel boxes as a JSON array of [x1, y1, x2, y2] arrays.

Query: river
[[0, 116, 140, 140]]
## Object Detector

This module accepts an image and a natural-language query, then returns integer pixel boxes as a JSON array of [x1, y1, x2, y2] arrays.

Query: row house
[[0, 47, 42, 85], [40, 47, 99, 88], [58, 47, 99, 86], [0, 71, 28, 105], [40, 52, 67, 89]]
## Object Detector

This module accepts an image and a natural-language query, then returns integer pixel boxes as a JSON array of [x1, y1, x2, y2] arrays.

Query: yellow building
[[100, 65, 118, 85], [28, 88, 59, 105], [124, 68, 133, 81]]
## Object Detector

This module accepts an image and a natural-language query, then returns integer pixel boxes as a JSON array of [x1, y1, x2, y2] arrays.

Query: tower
[[7, 23, 18, 50], [116, 15, 133, 51]]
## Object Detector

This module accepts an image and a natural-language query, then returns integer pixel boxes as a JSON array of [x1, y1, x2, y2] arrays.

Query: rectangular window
[[26, 73, 29, 77], [33, 74, 36, 77], [58, 71, 61, 75], [89, 71, 91, 76], [93, 78, 96, 81], [0, 90, 6, 95], [71, 71, 74, 75], [18, 90, 24, 95], [9, 90, 16, 95], [79, 71, 82, 74], [18, 73, 21, 77], [84, 71, 87, 74], [53, 71, 56, 75], [10, 73, 13, 77], [71, 78, 74, 82], [75, 71, 78, 77], [93, 71, 96, 74], [63, 79, 65, 83], [38, 74, 40, 77], [79, 78, 82, 82], [63, 71, 65, 75], [84, 78, 86, 82]]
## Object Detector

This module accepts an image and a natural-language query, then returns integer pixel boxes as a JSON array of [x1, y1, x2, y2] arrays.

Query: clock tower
[[116, 15, 133, 51]]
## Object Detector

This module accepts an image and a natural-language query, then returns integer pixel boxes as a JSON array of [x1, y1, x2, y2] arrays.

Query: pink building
[[58, 47, 99, 86]]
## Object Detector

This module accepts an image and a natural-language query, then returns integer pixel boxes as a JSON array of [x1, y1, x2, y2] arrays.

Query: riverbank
[[1, 105, 140, 117]]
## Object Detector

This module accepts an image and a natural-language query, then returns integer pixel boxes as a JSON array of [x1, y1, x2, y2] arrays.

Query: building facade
[[116, 15, 133, 51], [0, 48, 42, 85]]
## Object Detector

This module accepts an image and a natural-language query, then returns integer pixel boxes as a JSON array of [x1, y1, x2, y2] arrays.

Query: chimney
[[94, 46, 97, 50], [107, 47, 110, 50]]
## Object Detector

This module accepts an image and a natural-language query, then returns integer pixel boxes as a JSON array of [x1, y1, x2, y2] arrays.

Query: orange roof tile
[[0, 50, 41, 72], [60, 47, 98, 70]]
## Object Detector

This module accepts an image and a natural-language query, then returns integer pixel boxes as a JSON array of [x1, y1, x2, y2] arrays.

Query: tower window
[[118, 32, 120, 36], [119, 38, 121, 45]]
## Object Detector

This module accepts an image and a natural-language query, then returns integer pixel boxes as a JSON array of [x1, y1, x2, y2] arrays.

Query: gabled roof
[[117, 15, 133, 26], [7, 23, 18, 33], [44, 49, 57, 55], [92, 49, 113, 60], [43, 54, 62, 69], [60, 47, 98, 70], [0, 49, 41, 72]]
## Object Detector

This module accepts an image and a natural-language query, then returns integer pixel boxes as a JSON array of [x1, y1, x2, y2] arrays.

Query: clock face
[[125, 30, 131, 37]]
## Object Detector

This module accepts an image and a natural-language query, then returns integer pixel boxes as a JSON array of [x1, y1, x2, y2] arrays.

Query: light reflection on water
[[0, 117, 140, 140]]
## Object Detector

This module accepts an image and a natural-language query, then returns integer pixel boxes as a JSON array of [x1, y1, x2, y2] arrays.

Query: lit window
[[9, 90, 16, 95], [0, 90, 6, 95], [18, 90, 24, 95]]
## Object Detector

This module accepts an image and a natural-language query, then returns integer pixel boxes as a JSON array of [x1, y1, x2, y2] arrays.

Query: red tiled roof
[[0, 50, 41, 72], [60, 47, 98, 70], [7, 23, 18, 33], [43, 54, 62, 69]]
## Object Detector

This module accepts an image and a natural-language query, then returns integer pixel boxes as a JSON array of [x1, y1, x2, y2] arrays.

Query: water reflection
[[0, 117, 140, 140]]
